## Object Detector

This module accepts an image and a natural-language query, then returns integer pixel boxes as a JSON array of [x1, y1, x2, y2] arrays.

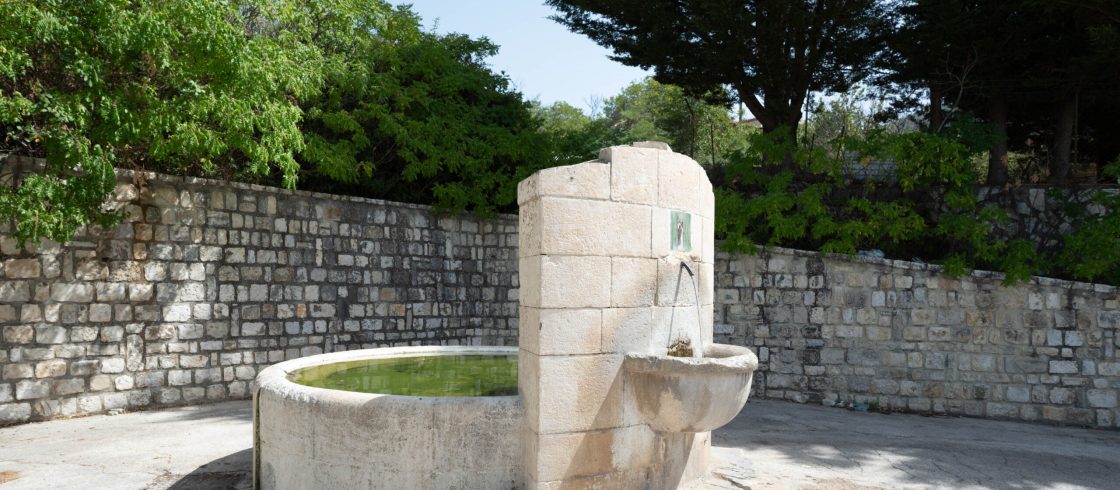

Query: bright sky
[[388, 0, 651, 113]]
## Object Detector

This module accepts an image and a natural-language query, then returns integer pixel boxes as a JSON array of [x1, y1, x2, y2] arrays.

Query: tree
[[533, 79, 753, 168], [881, 0, 1120, 184], [0, 0, 321, 244], [532, 101, 623, 165], [290, 0, 548, 215], [603, 79, 748, 167], [546, 0, 890, 147]]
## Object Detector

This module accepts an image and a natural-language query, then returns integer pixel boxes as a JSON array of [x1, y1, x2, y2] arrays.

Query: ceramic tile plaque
[[671, 211, 691, 252]]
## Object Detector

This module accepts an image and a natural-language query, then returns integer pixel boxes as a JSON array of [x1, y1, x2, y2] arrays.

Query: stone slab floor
[[2, 400, 1119, 490]]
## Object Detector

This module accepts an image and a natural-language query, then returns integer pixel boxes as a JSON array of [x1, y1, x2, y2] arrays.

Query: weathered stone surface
[[4, 259, 41, 278], [15, 380, 49, 400], [715, 245, 1120, 429], [0, 159, 520, 425]]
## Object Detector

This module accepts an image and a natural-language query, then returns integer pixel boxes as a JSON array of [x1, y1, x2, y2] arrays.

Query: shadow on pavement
[[167, 448, 252, 490], [714, 400, 1120, 489]]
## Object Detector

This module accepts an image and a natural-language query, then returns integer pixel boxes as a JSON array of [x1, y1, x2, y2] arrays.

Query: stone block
[[701, 216, 715, 264], [0, 403, 31, 423], [178, 323, 205, 339], [601, 146, 659, 205], [168, 370, 192, 386], [35, 325, 67, 344], [163, 304, 192, 322], [524, 354, 626, 434], [911, 309, 934, 325], [527, 425, 655, 482], [517, 160, 610, 205], [536, 197, 651, 257], [100, 326, 125, 342], [34, 359, 68, 378], [54, 378, 84, 395], [522, 308, 602, 356], [601, 308, 654, 354], [651, 306, 701, 352], [1049, 360, 1078, 374], [521, 255, 611, 309], [50, 283, 94, 302], [1088, 389, 1118, 408], [2, 364, 33, 379], [18, 305, 40, 322], [3, 325, 34, 344], [1099, 310, 1120, 329], [1049, 387, 1075, 405], [611, 257, 657, 307], [77, 395, 102, 413], [657, 151, 702, 213], [89, 375, 112, 391], [0, 282, 30, 302], [15, 380, 49, 400], [655, 258, 704, 307], [100, 358, 126, 374], [4, 258, 41, 278], [1006, 386, 1031, 403]]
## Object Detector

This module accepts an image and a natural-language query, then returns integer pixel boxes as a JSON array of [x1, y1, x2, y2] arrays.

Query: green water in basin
[[289, 354, 518, 396]]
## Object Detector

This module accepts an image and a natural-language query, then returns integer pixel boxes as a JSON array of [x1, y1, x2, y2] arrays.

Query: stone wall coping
[[717, 244, 1119, 293], [0, 154, 518, 222]]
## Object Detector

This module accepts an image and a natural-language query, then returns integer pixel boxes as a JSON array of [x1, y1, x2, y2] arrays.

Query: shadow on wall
[[715, 400, 1120, 489]]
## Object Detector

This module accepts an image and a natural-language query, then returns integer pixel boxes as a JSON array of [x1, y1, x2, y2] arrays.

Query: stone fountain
[[517, 141, 757, 488], [253, 142, 755, 489]]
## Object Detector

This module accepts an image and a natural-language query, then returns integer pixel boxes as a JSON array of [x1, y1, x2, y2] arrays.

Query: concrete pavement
[[0, 401, 252, 490], [1, 399, 1118, 489]]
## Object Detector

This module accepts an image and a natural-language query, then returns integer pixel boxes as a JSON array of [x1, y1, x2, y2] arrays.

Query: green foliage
[[547, 0, 890, 143], [0, 0, 321, 244], [532, 101, 623, 165], [1056, 160, 1120, 284], [1, 0, 550, 242], [716, 128, 1050, 285], [292, 0, 547, 216], [604, 80, 751, 167], [533, 78, 753, 167]]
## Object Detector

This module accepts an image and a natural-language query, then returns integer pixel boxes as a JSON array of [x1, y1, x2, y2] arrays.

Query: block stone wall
[[1, 167, 517, 425], [5, 161, 1120, 431], [714, 247, 1120, 428]]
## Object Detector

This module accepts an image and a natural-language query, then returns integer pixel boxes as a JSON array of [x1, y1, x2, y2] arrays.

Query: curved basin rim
[[256, 345, 520, 401], [623, 343, 759, 375]]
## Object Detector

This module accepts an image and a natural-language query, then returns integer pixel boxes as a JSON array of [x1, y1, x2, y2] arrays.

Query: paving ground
[[1, 399, 1119, 490]]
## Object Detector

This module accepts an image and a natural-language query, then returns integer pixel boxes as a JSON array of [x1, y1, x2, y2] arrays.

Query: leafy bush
[[0, 0, 321, 244], [715, 128, 1053, 285], [1, 0, 550, 244], [1054, 160, 1120, 284]]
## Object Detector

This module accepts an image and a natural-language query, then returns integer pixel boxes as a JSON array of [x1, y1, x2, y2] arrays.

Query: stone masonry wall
[[1, 168, 517, 425], [714, 247, 1120, 428], [5, 163, 1120, 430]]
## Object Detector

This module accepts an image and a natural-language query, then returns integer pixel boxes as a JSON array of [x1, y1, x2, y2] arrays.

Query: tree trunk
[[929, 84, 944, 131], [1049, 92, 1076, 184], [986, 96, 1009, 186]]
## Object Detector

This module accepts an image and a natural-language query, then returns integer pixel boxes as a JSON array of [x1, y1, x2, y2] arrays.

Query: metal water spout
[[666, 260, 705, 358]]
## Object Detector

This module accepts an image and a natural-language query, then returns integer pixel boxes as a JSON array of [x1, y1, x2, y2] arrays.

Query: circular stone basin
[[290, 354, 517, 396], [254, 346, 522, 490], [624, 343, 758, 433]]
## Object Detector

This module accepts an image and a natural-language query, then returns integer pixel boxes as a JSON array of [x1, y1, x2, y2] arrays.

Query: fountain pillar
[[517, 142, 715, 489]]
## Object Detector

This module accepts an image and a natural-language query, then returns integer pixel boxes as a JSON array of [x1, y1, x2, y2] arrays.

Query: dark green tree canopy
[[546, 0, 889, 142]]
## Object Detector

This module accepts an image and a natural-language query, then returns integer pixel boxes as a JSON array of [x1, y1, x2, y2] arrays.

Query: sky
[[387, 0, 650, 113]]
